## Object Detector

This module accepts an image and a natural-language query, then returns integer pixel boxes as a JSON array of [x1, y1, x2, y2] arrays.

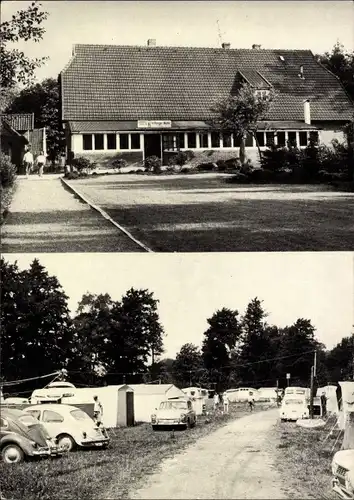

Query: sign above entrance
[[137, 120, 172, 129]]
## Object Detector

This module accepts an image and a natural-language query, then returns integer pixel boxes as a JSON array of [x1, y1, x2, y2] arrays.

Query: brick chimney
[[147, 39, 156, 47], [252, 44, 261, 49], [222, 42, 231, 50], [299, 65, 305, 79], [303, 99, 311, 124]]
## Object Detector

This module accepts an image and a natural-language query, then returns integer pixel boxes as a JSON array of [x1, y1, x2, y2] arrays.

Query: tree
[[317, 42, 354, 101], [1, 2, 48, 90], [202, 307, 242, 391], [173, 343, 204, 388], [326, 334, 354, 382], [0, 258, 75, 388], [211, 83, 275, 164], [6, 78, 65, 163]]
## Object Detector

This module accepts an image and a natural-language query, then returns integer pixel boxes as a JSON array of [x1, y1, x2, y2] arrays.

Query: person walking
[[223, 392, 229, 414], [93, 395, 103, 427], [247, 392, 255, 412], [36, 151, 46, 177], [213, 392, 220, 412], [23, 149, 34, 178]]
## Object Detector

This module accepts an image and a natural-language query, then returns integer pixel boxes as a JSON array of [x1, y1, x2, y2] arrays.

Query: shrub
[[248, 168, 274, 183], [144, 155, 161, 173], [196, 162, 217, 172], [180, 167, 191, 174], [168, 150, 195, 167], [226, 172, 249, 184], [71, 156, 95, 172], [135, 169, 145, 175], [111, 158, 127, 170], [0, 153, 17, 188], [224, 157, 242, 170]]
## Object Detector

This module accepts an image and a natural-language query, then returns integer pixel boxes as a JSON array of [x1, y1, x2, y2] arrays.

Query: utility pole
[[309, 350, 317, 419]]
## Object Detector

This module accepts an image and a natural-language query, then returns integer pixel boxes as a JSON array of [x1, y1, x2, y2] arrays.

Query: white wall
[[134, 394, 165, 422], [72, 134, 83, 153], [320, 129, 345, 146]]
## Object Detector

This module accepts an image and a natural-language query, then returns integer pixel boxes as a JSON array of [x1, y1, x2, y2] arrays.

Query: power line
[[1, 370, 61, 387]]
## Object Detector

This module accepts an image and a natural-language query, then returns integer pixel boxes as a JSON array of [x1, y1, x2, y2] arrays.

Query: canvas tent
[[128, 384, 184, 422], [316, 385, 339, 414], [337, 382, 354, 431], [182, 387, 208, 415]]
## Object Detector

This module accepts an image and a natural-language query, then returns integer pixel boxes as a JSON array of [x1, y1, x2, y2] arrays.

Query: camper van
[[284, 387, 310, 398], [224, 388, 258, 403], [30, 382, 77, 404]]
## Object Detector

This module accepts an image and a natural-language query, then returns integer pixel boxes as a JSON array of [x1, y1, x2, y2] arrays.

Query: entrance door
[[126, 391, 134, 427], [144, 134, 161, 160]]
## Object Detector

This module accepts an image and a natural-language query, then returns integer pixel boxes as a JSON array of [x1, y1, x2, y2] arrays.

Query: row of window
[[81, 130, 320, 152]]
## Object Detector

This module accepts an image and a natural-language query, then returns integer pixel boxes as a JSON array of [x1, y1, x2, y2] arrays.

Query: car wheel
[[57, 434, 75, 452], [1, 444, 25, 464]]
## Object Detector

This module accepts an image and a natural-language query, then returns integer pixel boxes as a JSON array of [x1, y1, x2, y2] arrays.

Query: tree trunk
[[253, 132, 263, 165], [239, 135, 246, 165]]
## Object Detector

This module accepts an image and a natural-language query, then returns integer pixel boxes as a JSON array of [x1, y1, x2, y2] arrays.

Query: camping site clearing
[[65, 174, 354, 252]]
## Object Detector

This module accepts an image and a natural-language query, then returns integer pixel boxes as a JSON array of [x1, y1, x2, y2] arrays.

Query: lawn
[[66, 174, 354, 252], [0, 403, 269, 500], [272, 414, 342, 499]]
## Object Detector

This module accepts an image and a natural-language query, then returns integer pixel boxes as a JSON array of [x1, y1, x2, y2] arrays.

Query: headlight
[[151, 414, 157, 422], [331, 462, 337, 476], [345, 471, 354, 492], [30, 440, 38, 448]]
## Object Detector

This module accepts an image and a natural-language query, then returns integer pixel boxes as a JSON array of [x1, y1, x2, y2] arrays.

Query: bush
[[226, 172, 250, 184], [111, 158, 127, 170], [71, 156, 95, 172], [180, 167, 191, 174], [168, 150, 195, 167], [224, 157, 242, 170], [144, 155, 161, 173], [196, 162, 217, 172], [248, 168, 275, 183], [0, 153, 17, 188]]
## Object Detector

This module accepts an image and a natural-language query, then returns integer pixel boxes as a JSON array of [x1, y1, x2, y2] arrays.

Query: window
[[18, 415, 39, 428], [233, 134, 241, 147], [70, 409, 91, 421], [211, 132, 220, 148], [245, 134, 254, 147], [131, 134, 140, 149], [0, 418, 8, 428], [107, 134, 117, 150], [277, 132, 286, 147], [43, 410, 64, 423], [299, 132, 308, 147], [162, 134, 176, 151], [26, 410, 41, 420], [266, 132, 275, 146], [256, 132, 265, 147], [222, 133, 232, 148], [94, 134, 104, 150], [177, 133, 185, 149], [199, 133, 208, 148], [255, 89, 270, 98], [83, 134, 92, 151], [120, 134, 129, 150], [288, 132, 297, 147], [187, 132, 196, 148], [309, 131, 319, 145]]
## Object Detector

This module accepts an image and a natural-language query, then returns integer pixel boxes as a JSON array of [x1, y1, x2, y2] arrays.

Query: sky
[[2, 0, 354, 83], [2, 252, 353, 358]]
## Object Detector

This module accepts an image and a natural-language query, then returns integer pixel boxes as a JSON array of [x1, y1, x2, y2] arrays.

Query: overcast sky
[[2, 0, 354, 83], [2, 252, 353, 358]]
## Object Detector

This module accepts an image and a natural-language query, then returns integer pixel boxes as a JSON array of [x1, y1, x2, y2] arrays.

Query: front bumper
[[32, 446, 63, 457], [152, 420, 187, 426], [80, 437, 110, 448], [332, 478, 354, 499]]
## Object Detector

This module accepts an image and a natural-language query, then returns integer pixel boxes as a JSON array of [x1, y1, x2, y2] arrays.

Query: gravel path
[[1, 176, 142, 252], [121, 409, 289, 499]]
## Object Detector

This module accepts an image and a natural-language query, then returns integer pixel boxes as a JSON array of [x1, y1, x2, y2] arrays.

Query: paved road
[[122, 410, 289, 499], [1, 176, 142, 252]]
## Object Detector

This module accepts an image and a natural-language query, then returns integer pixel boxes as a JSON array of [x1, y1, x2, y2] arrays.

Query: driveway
[[105, 409, 290, 499], [1, 176, 143, 252]]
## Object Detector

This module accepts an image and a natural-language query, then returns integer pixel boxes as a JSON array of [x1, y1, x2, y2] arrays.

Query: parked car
[[3, 397, 29, 404], [332, 449, 354, 499], [1, 407, 62, 463], [31, 382, 77, 404], [24, 404, 109, 451], [151, 398, 196, 430], [280, 396, 309, 421]]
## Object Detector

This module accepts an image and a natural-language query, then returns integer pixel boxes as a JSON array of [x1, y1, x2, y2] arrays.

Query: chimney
[[222, 42, 231, 50], [252, 44, 261, 49], [147, 39, 156, 47], [299, 65, 305, 79], [303, 99, 311, 124]]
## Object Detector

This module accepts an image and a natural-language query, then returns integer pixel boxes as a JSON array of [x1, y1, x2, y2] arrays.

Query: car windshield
[[18, 414, 39, 428], [159, 401, 188, 410], [70, 409, 92, 421], [284, 399, 304, 405]]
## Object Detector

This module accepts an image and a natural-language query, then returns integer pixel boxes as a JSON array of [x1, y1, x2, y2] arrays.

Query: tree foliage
[[317, 42, 354, 101], [6, 78, 65, 162], [1, 2, 48, 89], [326, 334, 354, 382], [173, 343, 204, 388]]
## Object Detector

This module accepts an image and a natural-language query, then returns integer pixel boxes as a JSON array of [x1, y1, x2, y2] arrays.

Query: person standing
[[23, 149, 34, 178], [248, 392, 255, 412], [36, 151, 46, 177], [223, 392, 229, 414], [213, 392, 219, 411], [93, 395, 103, 427]]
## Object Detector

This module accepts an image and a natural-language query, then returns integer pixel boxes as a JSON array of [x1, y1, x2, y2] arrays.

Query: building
[[128, 384, 185, 422], [0, 113, 47, 171], [60, 41, 353, 168]]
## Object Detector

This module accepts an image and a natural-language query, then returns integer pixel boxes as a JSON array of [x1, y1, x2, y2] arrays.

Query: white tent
[[182, 387, 208, 415], [337, 382, 354, 431], [316, 385, 339, 414], [128, 384, 184, 422]]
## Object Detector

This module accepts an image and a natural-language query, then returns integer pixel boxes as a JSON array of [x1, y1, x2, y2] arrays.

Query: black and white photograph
[[0, 1, 354, 499]]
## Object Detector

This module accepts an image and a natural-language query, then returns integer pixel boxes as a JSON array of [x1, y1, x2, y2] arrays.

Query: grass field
[[272, 414, 342, 499], [67, 174, 354, 252], [0, 403, 268, 500]]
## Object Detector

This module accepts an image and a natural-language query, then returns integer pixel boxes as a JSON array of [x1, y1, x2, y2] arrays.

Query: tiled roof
[[1, 113, 34, 131], [239, 70, 271, 89], [0, 117, 28, 140], [61, 44, 354, 123]]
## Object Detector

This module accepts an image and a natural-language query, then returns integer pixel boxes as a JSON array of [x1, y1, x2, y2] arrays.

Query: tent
[[182, 387, 208, 415], [337, 382, 354, 431], [128, 384, 185, 422], [316, 385, 339, 414]]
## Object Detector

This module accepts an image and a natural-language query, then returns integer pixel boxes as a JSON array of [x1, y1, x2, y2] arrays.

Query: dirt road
[[125, 409, 289, 499]]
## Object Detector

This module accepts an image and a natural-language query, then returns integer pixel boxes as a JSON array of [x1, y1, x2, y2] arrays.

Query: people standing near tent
[[248, 392, 255, 412], [213, 392, 219, 411], [223, 392, 229, 414], [36, 151, 46, 177], [93, 395, 103, 426], [23, 149, 34, 178], [320, 392, 327, 418]]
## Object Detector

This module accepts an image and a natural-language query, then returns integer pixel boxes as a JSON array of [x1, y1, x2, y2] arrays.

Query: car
[[3, 397, 29, 404], [0, 407, 62, 464], [151, 398, 196, 430], [332, 449, 354, 499], [31, 382, 77, 404], [279, 396, 309, 422], [23, 404, 109, 451]]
